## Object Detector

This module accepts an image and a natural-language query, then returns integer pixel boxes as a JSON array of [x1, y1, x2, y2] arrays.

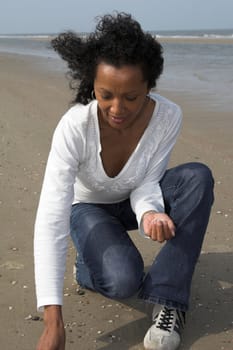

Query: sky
[[0, 0, 233, 34]]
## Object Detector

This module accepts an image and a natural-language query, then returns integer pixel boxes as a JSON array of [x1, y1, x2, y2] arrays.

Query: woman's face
[[94, 62, 150, 130]]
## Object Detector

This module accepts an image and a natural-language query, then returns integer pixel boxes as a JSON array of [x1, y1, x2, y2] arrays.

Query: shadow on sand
[[97, 251, 233, 349]]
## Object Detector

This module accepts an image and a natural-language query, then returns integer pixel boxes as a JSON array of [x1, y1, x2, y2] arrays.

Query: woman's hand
[[142, 211, 176, 243], [36, 305, 65, 350]]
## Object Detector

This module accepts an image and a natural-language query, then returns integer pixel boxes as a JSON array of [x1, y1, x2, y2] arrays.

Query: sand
[[0, 53, 232, 350], [159, 37, 233, 45]]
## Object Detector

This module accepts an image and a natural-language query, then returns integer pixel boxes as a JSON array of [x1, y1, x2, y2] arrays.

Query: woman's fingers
[[143, 212, 176, 242], [149, 218, 175, 242]]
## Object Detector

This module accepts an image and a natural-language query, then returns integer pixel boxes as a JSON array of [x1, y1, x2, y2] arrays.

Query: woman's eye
[[126, 96, 137, 101], [100, 95, 137, 101], [101, 95, 112, 100]]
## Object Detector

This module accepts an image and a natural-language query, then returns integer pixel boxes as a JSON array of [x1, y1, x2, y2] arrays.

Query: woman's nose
[[110, 98, 125, 115]]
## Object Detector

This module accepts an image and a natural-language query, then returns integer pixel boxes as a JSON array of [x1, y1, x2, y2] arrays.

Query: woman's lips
[[111, 116, 126, 124]]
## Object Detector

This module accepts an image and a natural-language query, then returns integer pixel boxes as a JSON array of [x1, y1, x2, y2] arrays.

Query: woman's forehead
[[95, 62, 145, 82]]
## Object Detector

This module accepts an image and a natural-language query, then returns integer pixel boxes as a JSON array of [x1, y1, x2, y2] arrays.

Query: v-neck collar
[[93, 94, 160, 180]]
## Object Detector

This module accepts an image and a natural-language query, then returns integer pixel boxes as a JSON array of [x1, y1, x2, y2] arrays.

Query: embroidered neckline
[[93, 95, 160, 180]]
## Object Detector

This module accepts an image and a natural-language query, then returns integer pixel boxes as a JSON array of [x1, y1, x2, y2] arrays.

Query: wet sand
[[159, 37, 233, 45], [0, 53, 232, 350]]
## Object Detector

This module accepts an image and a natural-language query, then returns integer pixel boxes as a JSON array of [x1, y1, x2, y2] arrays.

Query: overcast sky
[[0, 0, 233, 34]]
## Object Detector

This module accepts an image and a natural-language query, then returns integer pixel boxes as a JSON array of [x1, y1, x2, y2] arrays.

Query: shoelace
[[154, 307, 185, 333]]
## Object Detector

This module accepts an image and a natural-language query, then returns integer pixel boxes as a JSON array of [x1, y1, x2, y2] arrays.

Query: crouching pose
[[34, 12, 214, 350]]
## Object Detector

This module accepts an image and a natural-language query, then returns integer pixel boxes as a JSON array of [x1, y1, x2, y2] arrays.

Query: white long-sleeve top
[[34, 93, 182, 310]]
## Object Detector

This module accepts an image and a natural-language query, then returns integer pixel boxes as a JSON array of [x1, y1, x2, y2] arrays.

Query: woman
[[34, 13, 214, 350]]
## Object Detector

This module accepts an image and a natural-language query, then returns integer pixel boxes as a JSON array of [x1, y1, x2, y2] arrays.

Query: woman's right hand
[[36, 305, 65, 350]]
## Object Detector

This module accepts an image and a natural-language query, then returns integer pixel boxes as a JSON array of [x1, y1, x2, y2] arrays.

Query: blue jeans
[[70, 162, 214, 311]]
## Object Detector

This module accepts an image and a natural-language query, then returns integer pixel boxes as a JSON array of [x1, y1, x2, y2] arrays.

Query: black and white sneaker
[[144, 305, 185, 350]]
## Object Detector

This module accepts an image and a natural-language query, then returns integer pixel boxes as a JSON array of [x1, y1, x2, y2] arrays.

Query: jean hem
[[138, 292, 188, 312]]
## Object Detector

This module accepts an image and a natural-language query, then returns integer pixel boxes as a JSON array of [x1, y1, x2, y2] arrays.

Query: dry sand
[[0, 53, 232, 350]]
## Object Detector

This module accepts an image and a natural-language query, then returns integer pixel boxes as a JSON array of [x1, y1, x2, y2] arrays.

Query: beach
[[0, 47, 232, 350]]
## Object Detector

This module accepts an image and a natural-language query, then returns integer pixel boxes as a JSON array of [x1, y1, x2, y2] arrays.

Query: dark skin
[[36, 62, 175, 350], [36, 305, 65, 350], [95, 62, 154, 178]]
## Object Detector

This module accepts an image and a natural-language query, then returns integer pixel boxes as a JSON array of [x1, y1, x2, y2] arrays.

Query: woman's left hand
[[142, 211, 176, 243]]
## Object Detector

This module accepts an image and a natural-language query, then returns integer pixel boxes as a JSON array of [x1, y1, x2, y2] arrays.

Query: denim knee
[[181, 162, 214, 196], [95, 265, 144, 299], [93, 246, 144, 299]]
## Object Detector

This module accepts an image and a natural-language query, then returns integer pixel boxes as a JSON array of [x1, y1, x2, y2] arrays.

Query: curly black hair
[[51, 12, 164, 105]]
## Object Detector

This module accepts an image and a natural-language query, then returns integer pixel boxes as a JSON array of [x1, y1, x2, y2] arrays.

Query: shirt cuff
[[37, 296, 63, 312]]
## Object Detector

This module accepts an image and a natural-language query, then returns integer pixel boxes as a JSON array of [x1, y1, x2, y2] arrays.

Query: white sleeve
[[130, 106, 182, 234], [34, 114, 83, 311]]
